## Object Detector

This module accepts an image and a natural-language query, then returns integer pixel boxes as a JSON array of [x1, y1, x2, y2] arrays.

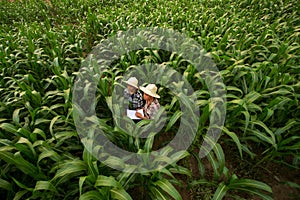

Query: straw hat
[[123, 77, 139, 89], [140, 84, 160, 98]]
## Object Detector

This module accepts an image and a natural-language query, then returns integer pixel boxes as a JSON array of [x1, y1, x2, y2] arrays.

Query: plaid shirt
[[144, 99, 160, 119], [124, 88, 144, 110]]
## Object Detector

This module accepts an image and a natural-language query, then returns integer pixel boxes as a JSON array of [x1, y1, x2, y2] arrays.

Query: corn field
[[0, 0, 299, 199]]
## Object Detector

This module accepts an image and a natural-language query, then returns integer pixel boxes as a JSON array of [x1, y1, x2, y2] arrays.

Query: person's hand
[[135, 111, 144, 119]]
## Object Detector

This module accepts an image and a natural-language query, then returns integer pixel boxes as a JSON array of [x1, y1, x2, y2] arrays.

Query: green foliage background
[[0, 0, 299, 199]]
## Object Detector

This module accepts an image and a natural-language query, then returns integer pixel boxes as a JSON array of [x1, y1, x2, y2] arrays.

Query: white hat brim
[[140, 86, 160, 98], [123, 80, 139, 89]]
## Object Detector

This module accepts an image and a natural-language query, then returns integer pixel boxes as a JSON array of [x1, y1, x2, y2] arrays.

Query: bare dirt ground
[[153, 133, 300, 199], [222, 143, 300, 200]]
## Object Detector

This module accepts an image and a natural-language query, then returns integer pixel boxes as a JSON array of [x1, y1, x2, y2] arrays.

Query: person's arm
[[135, 110, 147, 119], [135, 107, 149, 119]]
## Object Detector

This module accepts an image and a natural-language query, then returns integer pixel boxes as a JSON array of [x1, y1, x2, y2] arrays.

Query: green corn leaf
[[14, 152, 44, 179], [149, 186, 168, 200], [83, 148, 98, 179], [274, 120, 298, 135], [34, 181, 58, 193], [0, 123, 18, 135], [79, 176, 87, 196], [213, 144, 225, 176], [104, 156, 126, 169], [37, 147, 61, 164], [248, 129, 275, 146], [232, 187, 273, 200], [95, 175, 121, 188], [12, 177, 34, 192], [111, 188, 133, 200], [245, 91, 261, 104], [222, 127, 243, 158], [212, 182, 228, 200], [13, 190, 29, 200], [16, 137, 36, 157], [79, 190, 103, 200], [282, 181, 300, 189], [169, 165, 192, 177], [53, 160, 87, 184], [190, 151, 206, 177], [229, 179, 272, 193], [226, 86, 243, 95], [12, 108, 23, 125], [0, 178, 13, 191], [17, 127, 31, 138], [0, 151, 43, 179], [165, 110, 182, 132], [153, 179, 182, 200], [278, 136, 300, 147], [144, 133, 155, 152], [169, 150, 190, 163], [0, 151, 16, 165], [49, 115, 60, 138], [252, 121, 275, 140]]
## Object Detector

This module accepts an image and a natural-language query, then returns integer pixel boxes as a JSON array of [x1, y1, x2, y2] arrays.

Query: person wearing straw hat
[[135, 84, 160, 120], [123, 77, 144, 110]]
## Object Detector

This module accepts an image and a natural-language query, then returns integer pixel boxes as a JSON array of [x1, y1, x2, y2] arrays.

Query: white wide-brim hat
[[123, 77, 139, 89], [140, 84, 160, 98]]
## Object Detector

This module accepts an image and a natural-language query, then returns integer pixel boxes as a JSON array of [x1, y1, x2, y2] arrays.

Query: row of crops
[[0, 0, 299, 199]]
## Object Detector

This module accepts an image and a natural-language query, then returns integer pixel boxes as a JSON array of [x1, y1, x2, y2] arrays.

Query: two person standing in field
[[123, 77, 160, 120]]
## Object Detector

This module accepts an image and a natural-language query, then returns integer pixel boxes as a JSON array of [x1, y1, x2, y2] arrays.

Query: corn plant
[[1, 0, 299, 199]]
